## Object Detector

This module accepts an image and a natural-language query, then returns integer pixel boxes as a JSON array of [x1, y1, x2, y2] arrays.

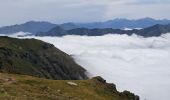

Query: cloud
[[20, 33, 170, 100]]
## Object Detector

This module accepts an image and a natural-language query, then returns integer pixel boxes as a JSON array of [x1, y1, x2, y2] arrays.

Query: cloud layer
[[0, 0, 169, 26], [22, 33, 170, 100]]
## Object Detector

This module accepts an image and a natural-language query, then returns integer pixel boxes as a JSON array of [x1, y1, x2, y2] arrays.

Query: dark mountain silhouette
[[37, 24, 170, 37], [136, 24, 170, 37]]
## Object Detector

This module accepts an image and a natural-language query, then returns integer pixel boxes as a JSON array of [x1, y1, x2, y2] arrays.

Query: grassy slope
[[0, 73, 139, 100]]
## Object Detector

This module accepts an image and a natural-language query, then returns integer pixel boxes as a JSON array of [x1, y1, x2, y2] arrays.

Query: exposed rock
[[120, 90, 140, 100], [93, 76, 106, 83], [67, 82, 78, 86]]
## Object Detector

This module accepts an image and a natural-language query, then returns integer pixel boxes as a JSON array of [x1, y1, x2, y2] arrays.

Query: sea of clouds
[[3, 32, 170, 100]]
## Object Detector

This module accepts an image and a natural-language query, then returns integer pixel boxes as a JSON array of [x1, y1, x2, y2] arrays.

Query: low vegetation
[[0, 73, 139, 100]]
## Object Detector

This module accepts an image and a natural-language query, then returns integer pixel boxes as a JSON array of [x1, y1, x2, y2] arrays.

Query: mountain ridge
[[0, 21, 56, 34], [75, 17, 170, 29], [0, 18, 170, 35], [37, 24, 170, 37]]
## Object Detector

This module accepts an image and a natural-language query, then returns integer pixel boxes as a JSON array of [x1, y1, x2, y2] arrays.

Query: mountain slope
[[0, 73, 139, 100], [0, 21, 56, 34], [0, 36, 87, 80]]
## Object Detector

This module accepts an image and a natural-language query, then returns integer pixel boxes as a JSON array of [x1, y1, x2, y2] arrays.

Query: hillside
[[0, 36, 87, 80], [0, 73, 139, 100]]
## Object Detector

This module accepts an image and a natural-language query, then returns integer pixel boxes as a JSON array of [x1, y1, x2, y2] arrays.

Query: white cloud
[[19, 33, 170, 100]]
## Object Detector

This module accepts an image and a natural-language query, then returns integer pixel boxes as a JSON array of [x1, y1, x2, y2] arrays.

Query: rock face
[[0, 36, 87, 80]]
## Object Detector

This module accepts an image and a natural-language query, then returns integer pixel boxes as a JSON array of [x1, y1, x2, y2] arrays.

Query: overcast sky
[[0, 0, 170, 26]]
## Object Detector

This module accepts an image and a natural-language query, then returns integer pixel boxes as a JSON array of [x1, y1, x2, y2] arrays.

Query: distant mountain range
[[0, 18, 170, 35], [37, 24, 170, 37], [75, 17, 170, 29]]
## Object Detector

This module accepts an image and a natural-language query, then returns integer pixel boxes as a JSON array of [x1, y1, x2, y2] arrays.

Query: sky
[[0, 0, 170, 26]]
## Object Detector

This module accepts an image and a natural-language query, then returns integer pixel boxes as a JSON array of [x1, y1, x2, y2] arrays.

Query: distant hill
[[0, 21, 56, 34], [37, 24, 170, 37], [0, 36, 87, 80], [0, 21, 78, 35], [76, 18, 170, 29], [136, 24, 170, 37]]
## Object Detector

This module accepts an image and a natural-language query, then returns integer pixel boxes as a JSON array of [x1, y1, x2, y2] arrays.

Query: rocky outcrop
[[92, 76, 139, 100]]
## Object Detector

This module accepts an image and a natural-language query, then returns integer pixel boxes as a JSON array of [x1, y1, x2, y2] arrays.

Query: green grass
[[0, 73, 139, 100]]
